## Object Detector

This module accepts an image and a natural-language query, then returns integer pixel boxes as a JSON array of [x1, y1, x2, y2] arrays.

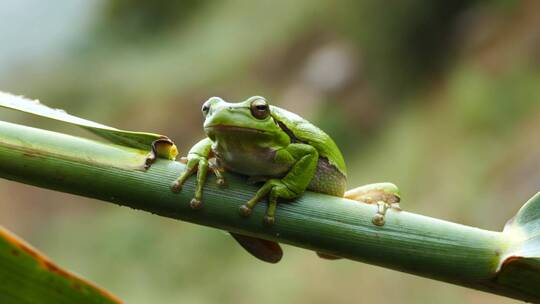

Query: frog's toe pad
[[190, 198, 203, 210], [263, 215, 275, 226], [216, 178, 226, 187], [372, 214, 385, 226], [239, 205, 252, 217], [171, 181, 182, 193]]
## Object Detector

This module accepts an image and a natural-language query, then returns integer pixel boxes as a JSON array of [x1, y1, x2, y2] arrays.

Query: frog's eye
[[250, 98, 270, 119], [201, 102, 211, 117]]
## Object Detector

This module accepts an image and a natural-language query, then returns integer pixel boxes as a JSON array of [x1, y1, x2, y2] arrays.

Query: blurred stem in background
[[337, 0, 479, 98]]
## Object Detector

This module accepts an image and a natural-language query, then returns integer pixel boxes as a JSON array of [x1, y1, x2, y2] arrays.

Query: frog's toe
[[170, 181, 182, 193], [239, 205, 252, 217], [263, 215, 275, 226], [208, 159, 226, 187], [372, 213, 385, 226], [190, 198, 203, 210], [216, 177, 226, 187], [371, 201, 391, 226]]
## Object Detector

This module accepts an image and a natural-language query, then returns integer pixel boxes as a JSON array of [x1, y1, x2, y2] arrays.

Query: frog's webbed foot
[[344, 182, 401, 226], [239, 179, 296, 226], [171, 155, 225, 210]]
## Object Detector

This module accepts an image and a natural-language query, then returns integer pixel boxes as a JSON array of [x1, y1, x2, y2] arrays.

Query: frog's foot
[[239, 179, 296, 226], [344, 182, 401, 227], [171, 156, 224, 210]]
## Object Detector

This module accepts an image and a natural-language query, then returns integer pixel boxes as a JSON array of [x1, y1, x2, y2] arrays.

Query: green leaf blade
[[0, 92, 178, 160], [0, 226, 122, 304]]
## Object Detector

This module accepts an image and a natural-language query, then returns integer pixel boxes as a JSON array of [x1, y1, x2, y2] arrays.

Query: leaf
[[496, 192, 540, 299], [0, 92, 178, 162], [0, 226, 122, 304]]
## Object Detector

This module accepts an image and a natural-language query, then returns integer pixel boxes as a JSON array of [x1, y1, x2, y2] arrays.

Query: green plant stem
[[0, 120, 536, 302]]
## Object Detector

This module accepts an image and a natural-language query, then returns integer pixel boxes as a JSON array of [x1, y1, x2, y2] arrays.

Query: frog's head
[[202, 96, 284, 140]]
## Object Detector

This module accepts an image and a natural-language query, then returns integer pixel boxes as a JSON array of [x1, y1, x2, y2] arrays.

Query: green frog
[[171, 96, 400, 263]]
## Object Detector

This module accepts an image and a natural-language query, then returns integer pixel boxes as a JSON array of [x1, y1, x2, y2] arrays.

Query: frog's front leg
[[344, 183, 401, 226], [171, 138, 223, 209], [239, 144, 318, 225]]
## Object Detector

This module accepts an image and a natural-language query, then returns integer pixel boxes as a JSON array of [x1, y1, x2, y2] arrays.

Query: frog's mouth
[[204, 124, 268, 134]]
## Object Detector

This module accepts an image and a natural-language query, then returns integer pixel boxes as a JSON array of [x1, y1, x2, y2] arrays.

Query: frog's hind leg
[[344, 182, 401, 226], [314, 183, 400, 261], [344, 182, 401, 208]]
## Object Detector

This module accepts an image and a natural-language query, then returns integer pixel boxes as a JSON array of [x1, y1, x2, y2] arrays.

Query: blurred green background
[[1, 0, 539, 303]]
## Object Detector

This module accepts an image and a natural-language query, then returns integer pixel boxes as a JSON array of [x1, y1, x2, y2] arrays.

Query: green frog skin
[[171, 96, 400, 263]]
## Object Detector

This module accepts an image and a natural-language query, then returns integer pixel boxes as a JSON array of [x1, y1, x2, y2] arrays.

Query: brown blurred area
[[1, 0, 539, 303]]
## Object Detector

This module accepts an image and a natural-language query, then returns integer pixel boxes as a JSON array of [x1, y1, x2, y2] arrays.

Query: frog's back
[[270, 106, 347, 196]]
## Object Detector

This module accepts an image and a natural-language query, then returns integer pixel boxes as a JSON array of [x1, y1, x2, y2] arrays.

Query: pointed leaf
[[0, 226, 122, 303], [0, 92, 177, 161]]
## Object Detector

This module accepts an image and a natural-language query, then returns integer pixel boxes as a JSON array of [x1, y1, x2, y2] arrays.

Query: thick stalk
[[0, 120, 536, 302]]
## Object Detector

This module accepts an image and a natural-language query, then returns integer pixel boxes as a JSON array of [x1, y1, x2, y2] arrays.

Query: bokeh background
[[1, 0, 539, 303]]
